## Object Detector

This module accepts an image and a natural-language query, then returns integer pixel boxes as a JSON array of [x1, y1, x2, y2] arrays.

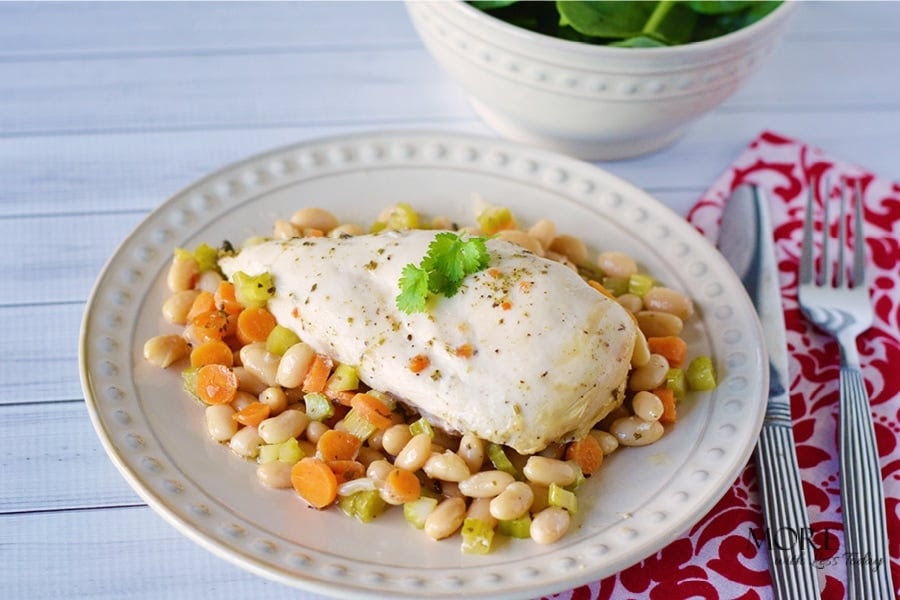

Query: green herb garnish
[[396, 232, 490, 314]]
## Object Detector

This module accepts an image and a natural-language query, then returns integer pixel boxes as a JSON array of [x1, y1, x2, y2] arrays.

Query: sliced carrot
[[236, 306, 277, 346], [327, 459, 365, 485], [196, 363, 238, 405], [316, 428, 361, 462], [291, 457, 338, 509], [565, 435, 604, 475], [350, 393, 393, 429], [186, 290, 216, 322], [302, 354, 333, 393], [655, 388, 677, 424], [327, 390, 357, 407], [190, 339, 234, 368], [233, 401, 271, 427], [189, 310, 232, 343], [647, 336, 688, 368], [383, 467, 421, 504], [303, 228, 325, 238], [214, 281, 243, 315], [587, 279, 617, 301]]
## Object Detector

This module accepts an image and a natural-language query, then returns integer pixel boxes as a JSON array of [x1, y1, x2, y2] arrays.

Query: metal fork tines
[[798, 178, 895, 598]]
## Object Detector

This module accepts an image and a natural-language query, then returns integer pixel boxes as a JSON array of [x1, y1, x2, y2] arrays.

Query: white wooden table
[[3, 2, 898, 598]]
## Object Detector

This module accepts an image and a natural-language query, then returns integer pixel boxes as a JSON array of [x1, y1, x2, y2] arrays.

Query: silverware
[[718, 185, 820, 599], [798, 177, 895, 599]]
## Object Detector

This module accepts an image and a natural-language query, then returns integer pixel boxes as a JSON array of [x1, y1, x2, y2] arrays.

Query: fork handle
[[839, 366, 895, 598]]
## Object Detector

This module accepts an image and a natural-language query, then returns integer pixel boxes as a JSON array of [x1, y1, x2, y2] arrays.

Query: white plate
[[80, 131, 766, 599]]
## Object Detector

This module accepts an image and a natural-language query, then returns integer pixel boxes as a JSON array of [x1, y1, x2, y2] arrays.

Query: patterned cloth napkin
[[548, 131, 900, 600]]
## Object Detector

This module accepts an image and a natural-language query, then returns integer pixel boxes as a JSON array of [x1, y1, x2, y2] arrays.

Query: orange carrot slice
[[316, 429, 361, 462], [189, 310, 231, 343], [196, 363, 238, 405], [565, 435, 604, 475], [236, 306, 277, 346], [349, 393, 393, 429], [655, 388, 677, 424], [214, 281, 243, 315], [190, 339, 234, 368], [383, 467, 421, 504], [186, 291, 216, 322], [291, 457, 338, 509], [647, 336, 688, 368], [327, 459, 366, 485], [302, 354, 332, 394], [232, 401, 271, 427]]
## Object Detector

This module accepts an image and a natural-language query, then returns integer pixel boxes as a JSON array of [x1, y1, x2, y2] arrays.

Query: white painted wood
[[3, 1, 899, 598]]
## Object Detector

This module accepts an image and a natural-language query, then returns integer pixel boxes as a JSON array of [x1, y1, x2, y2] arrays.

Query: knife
[[717, 185, 821, 599]]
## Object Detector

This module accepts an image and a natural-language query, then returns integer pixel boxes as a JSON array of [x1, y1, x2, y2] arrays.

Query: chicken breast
[[219, 230, 636, 454]]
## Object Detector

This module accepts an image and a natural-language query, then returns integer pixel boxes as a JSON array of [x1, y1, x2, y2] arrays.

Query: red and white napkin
[[549, 131, 900, 600]]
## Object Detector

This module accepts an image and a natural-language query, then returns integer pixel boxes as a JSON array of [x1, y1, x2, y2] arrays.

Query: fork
[[798, 177, 895, 599]]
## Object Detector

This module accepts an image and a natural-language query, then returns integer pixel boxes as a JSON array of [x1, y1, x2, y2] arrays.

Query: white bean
[[229, 426, 263, 458], [424, 497, 467, 540], [366, 459, 393, 485], [457, 433, 484, 473], [527, 219, 557, 250], [548, 234, 588, 265], [256, 461, 293, 489], [531, 507, 570, 544], [616, 293, 643, 314], [195, 270, 223, 292], [489, 481, 534, 521], [631, 329, 651, 368], [381, 424, 413, 456], [205, 404, 238, 442], [304, 420, 330, 444], [597, 251, 638, 279], [523, 456, 576, 487], [643, 286, 694, 320], [166, 254, 198, 292], [233, 366, 268, 395], [328, 223, 364, 238], [230, 390, 257, 412], [589, 430, 619, 456], [393, 433, 432, 472], [610, 416, 665, 447], [467, 497, 497, 529], [497, 229, 544, 256], [632, 391, 664, 422], [272, 219, 299, 240], [239, 343, 280, 387], [258, 409, 309, 444], [423, 450, 471, 482], [162, 289, 201, 325], [458, 470, 515, 498], [143, 334, 190, 368], [275, 342, 315, 388], [636, 310, 684, 338], [290, 207, 339, 233], [629, 353, 670, 391], [258, 386, 287, 415]]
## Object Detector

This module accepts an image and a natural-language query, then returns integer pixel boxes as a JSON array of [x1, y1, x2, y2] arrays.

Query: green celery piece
[[265, 325, 300, 355], [232, 270, 275, 308], [366, 389, 396, 411], [340, 408, 377, 441], [409, 417, 434, 438], [304, 392, 335, 422], [258, 444, 281, 464], [461, 518, 495, 554], [548, 482, 578, 513], [324, 363, 359, 394], [665, 367, 687, 402], [487, 443, 518, 478], [564, 461, 586, 492], [192, 242, 220, 273], [339, 490, 388, 523], [278, 437, 304, 463], [403, 497, 438, 529], [476, 205, 515, 235], [686, 356, 717, 391], [555, 0, 656, 39], [628, 272, 656, 297], [181, 367, 200, 401], [601, 276, 629, 296], [498, 515, 532, 539], [372, 203, 419, 232]]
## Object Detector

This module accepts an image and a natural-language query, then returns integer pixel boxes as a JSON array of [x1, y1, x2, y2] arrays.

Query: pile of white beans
[[144, 203, 700, 549]]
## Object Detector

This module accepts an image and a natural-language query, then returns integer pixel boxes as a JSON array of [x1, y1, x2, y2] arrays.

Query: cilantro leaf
[[396, 232, 491, 313], [396, 264, 429, 313]]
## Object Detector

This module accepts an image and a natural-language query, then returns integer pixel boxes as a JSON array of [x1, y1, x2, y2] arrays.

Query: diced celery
[[339, 490, 388, 523], [181, 367, 200, 401], [278, 437, 304, 464], [665, 367, 687, 402], [173, 247, 192, 262], [365, 389, 396, 411], [265, 325, 300, 356], [498, 515, 532, 539], [403, 496, 438, 529], [476, 205, 515, 235], [487, 443, 518, 478], [564, 461, 585, 492], [461, 517, 495, 555], [601, 276, 629, 297], [232, 270, 275, 308], [409, 417, 434, 438], [686, 356, 717, 391], [193, 242, 219, 273], [258, 444, 281, 464], [324, 363, 359, 394], [628, 273, 656, 297], [339, 408, 377, 441], [371, 203, 419, 232], [304, 392, 335, 422], [548, 482, 578, 513]]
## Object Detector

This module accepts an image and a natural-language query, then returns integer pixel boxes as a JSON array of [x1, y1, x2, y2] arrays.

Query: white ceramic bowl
[[407, 1, 796, 160]]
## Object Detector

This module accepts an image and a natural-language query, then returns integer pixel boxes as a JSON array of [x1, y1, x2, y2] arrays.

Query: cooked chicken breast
[[219, 230, 635, 454]]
